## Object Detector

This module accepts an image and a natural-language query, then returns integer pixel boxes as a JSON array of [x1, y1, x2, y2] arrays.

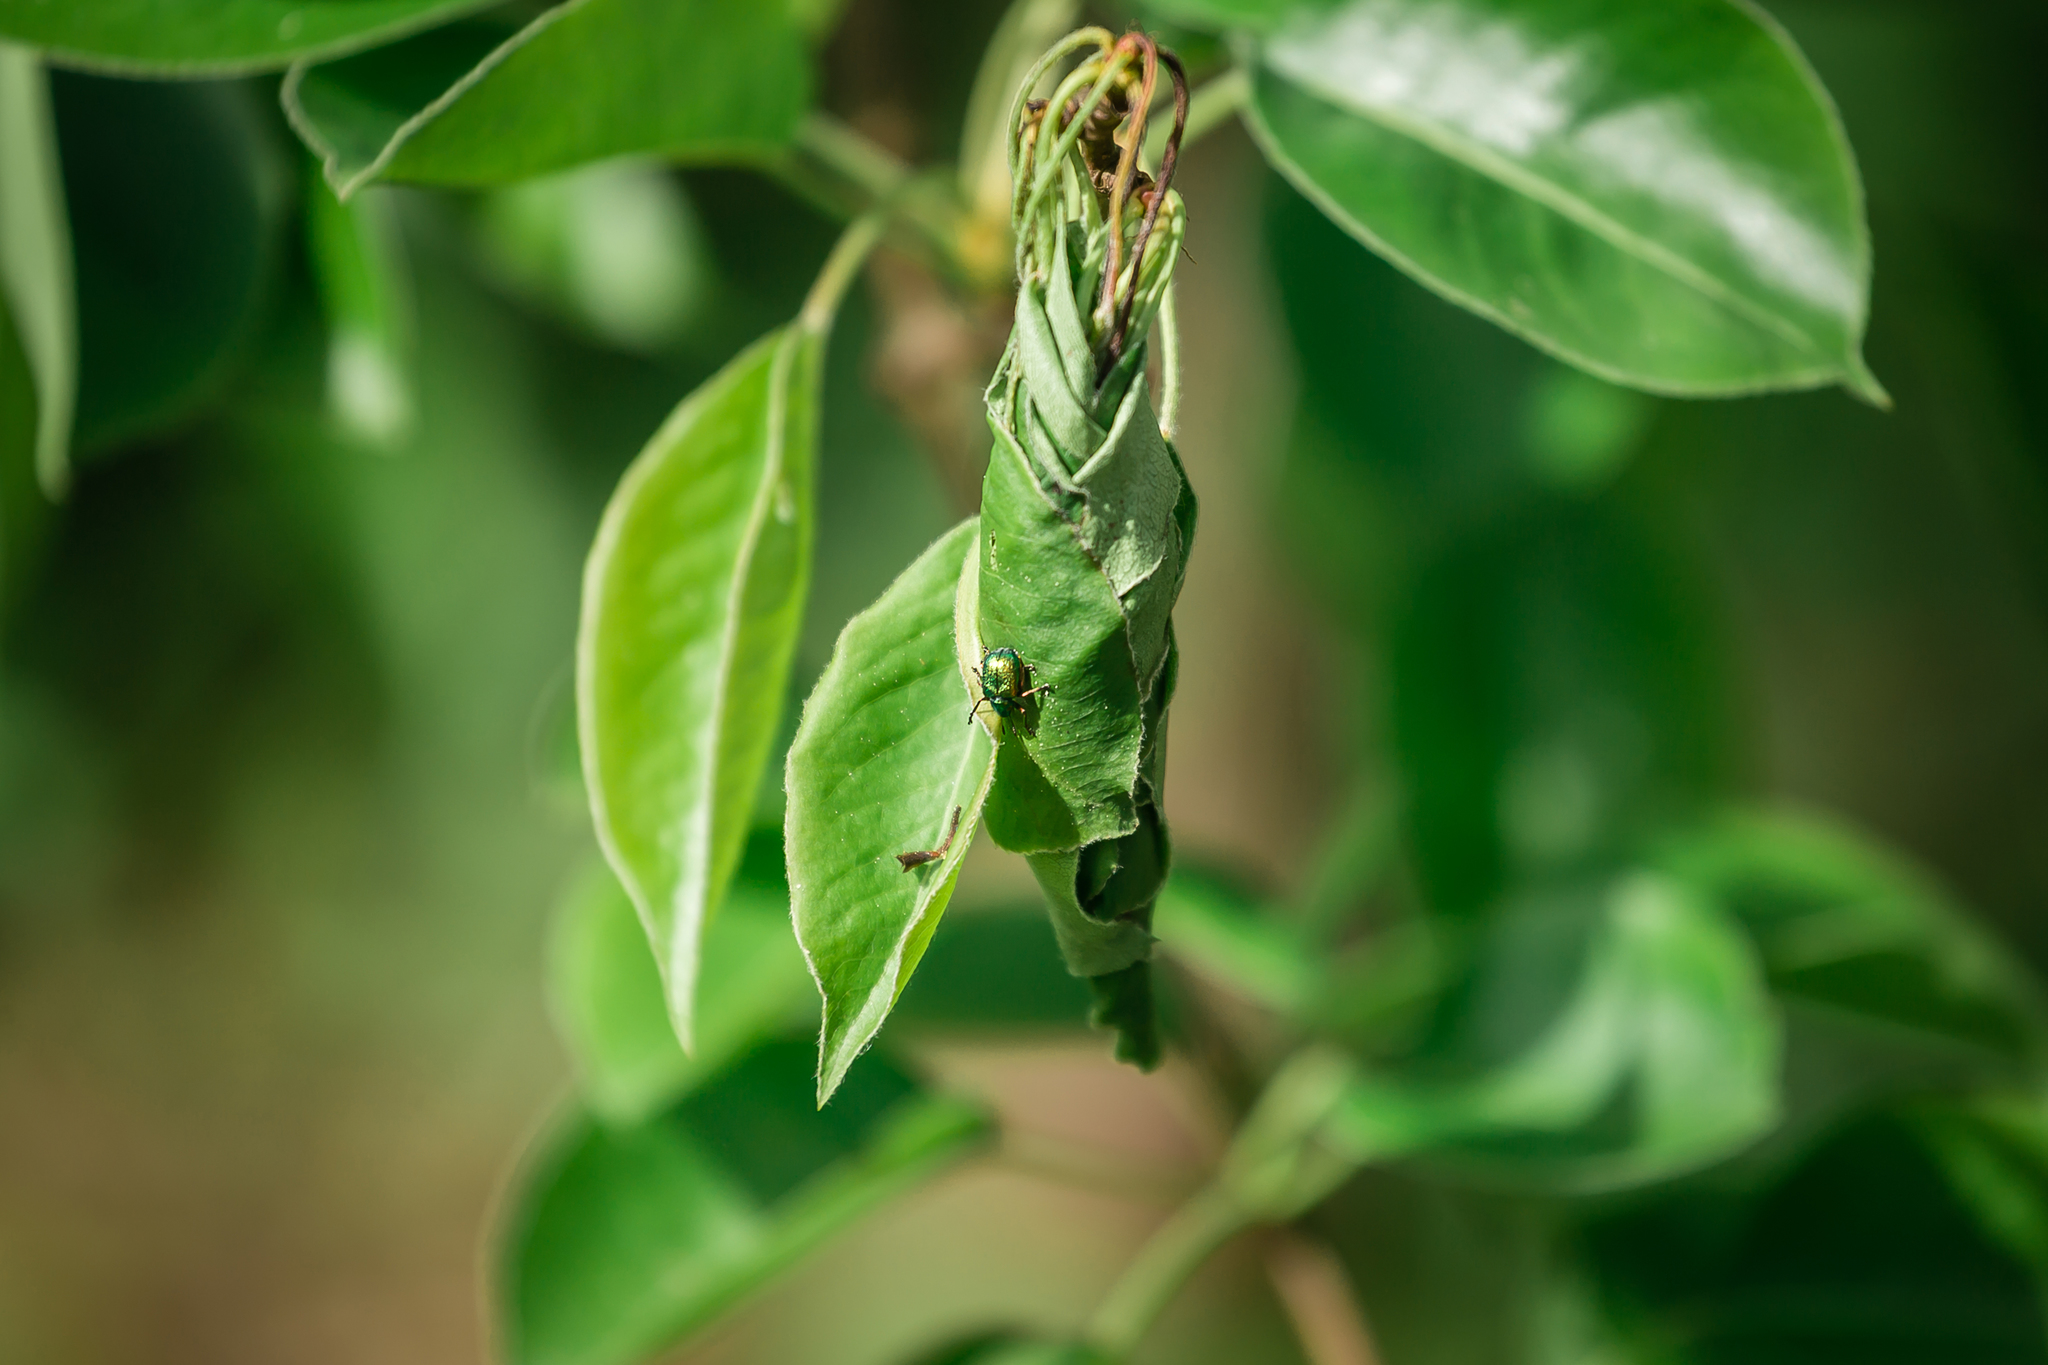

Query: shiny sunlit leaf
[[282, 0, 806, 199], [578, 323, 822, 1055], [0, 0, 486, 76], [1241, 0, 1884, 400]]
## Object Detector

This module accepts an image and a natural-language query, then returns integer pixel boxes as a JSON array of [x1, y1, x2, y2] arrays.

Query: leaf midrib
[[1255, 45, 1830, 360]]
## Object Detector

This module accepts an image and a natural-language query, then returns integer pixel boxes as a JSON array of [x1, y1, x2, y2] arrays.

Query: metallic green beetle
[[969, 646, 1051, 723]]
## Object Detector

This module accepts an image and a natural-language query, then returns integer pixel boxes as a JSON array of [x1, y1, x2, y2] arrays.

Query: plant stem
[[1158, 279, 1182, 440], [1265, 1232, 1383, 1365], [1083, 1183, 1254, 1360], [800, 207, 891, 334], [796, 112, 913, 204], [957, 0, 1083, 220], [1144, 66, 1248, 167], [786, 113, 992, 285]]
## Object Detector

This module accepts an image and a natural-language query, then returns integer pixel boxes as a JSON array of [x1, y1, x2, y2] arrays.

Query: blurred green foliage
[[1, 2, 2046, 1365]]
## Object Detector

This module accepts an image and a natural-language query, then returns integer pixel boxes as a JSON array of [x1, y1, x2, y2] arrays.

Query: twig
[[1265, 1231, 1382, 1365], [1083, 1184, 1251, 1359]]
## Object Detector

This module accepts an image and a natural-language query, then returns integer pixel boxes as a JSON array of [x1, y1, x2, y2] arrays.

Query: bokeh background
[[3, 1, 2047, 1362]]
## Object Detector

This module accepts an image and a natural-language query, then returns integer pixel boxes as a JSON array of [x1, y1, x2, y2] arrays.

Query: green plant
[[8, 2, 2048, 1365]]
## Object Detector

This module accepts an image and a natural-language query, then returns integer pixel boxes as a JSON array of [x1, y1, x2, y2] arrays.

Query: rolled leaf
[[972, 33, 1198, 1064]]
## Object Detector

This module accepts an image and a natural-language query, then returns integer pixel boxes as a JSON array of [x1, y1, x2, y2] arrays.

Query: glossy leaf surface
[[1242, 0, 1882, 399], [283, 0, 806, 198], [0, 45, 72, 497], [0, 0, 485, 76], [500, 1041, 989, 1365], [547, 850, 812, 1126], [579, 326, 821, 1053], [787, 519, 996, 1105]]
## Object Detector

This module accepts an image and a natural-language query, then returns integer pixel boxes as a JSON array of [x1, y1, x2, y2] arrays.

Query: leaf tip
[[815, 1041, 855, 1109], [1844, 355, 1892, 411], [663, 969, 698, 1058], [816, 1007, 884, 1108]]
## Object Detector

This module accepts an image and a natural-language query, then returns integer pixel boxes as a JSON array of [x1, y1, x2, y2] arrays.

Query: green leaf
[[1085, 961, 1163, 1071], [1586, 1110, 2048, 1363], [0, 0, 486, 76], [1328, 872, 1781, 1191], [282, 0, 807, 199], [1658, 809, 2048, 1066], [1388, 504, 1736, 918], [0, 44, 72, 496], [787, 519, 998, 1105], [1154, 865, 1315, 1016], [1240, 0, 1884, 400], [0, 284, 45, 605], [499, 1041, 990, 1365], [1143, 0, 1291, 30], [306, 179, 412, 448], [888, 906, 1096, 1031], [578, 323, 822, 1054], [472, 159, 710, 354], [57, 74, 283, 455], [547, 850, 812, 1126], [1029, 848, 1157, 978], [1916, 1095, 2048, 1284], [898, 1331, 1097, 1365], [785, 0, 853, 43]]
